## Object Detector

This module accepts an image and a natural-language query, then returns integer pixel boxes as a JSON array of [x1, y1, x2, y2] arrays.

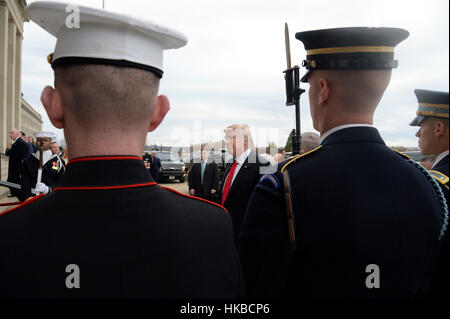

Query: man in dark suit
[[188, 150, 218, 201], [27, 136, 38, 154], [221, 124, 269, 245], [149, 152, 162, 182], [142, 151, 161, 181], [20, 131, 33, 156], [0, 2, 242, 299], [410, 89, 449, 298], [239, 27, 446, 299], [4, 128, 29, 197]]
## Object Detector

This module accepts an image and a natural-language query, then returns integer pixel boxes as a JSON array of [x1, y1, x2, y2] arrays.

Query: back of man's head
[[320, 69, 392, 112], [55, 64, 160, 133], [301, 132, 320, 153]]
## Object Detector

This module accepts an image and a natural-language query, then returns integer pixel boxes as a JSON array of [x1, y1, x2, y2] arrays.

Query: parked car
[[157, 151, 185, 183]]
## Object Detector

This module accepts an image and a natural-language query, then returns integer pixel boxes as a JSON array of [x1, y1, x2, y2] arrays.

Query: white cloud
[[23, 0, 449, 147]]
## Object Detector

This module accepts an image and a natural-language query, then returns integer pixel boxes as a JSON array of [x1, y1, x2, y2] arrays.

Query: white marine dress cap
[[25, 1, 188, 78], [34, 131, 56, 139]]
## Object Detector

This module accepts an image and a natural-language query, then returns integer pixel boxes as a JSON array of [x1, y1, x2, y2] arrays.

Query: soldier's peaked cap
[[295, 27, 409, 82], [25, 1, 188, 79], [410, 89, 449, 126]]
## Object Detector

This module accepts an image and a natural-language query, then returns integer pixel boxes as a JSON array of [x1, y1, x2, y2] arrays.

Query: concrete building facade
[[0, 0, 42, 199]]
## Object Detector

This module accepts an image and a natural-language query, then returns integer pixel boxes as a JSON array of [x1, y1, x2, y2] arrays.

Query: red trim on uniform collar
[[67, 156, 143, 166], [159, 185, 229, 214], [53, 182, 157, 191], [0, 201, 21, 207], [0, 194, 46, 217]]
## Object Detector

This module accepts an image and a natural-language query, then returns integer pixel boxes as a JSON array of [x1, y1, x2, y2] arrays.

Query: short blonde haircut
[[224, 124, 254, 149], [55, 64, 159, 131]]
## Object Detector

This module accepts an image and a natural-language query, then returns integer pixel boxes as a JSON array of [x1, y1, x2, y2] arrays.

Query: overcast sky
[[22, 0, 449, 148]]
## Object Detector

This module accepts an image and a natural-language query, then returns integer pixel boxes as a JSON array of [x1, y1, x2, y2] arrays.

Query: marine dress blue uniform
[[0, 156, 243, 298]]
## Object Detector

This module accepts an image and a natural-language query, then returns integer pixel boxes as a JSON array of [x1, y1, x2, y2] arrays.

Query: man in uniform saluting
[[239, 27, 447, 298], [0, 1, 242, 299]]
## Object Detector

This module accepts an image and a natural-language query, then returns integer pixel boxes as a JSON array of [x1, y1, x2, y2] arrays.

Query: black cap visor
[[409, 115, 426, 126]]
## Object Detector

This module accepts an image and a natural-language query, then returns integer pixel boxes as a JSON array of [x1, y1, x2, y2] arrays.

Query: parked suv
[[157, 151, 185, 183]]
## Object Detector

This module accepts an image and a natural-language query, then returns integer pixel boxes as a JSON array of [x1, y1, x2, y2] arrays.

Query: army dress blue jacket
[[240, 126, 446, 299]]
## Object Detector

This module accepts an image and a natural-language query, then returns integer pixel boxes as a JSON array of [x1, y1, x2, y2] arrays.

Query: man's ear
[[435, 120, 446, 138], [318, 79, 329, 105], [148, 95, 170, 132], [41, 86, 64, 129]]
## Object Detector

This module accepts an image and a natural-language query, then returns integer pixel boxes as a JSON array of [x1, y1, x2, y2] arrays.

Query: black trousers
[[7, 175, 20, 196], [195, 185, 213, 202]]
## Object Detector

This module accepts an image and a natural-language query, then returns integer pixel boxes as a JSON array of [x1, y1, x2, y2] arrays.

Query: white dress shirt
[[227, 148, 252, 186], [320, 124, 375, 144], [432, 150, 449, 170]]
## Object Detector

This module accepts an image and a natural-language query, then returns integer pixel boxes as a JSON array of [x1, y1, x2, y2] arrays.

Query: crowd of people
[[0, 1, 448, 301], [3, 129, 66, 201]]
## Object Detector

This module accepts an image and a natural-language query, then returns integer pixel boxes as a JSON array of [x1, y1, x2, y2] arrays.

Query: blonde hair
[[224, 124, 254, 149], [55, 64, 159, 132]]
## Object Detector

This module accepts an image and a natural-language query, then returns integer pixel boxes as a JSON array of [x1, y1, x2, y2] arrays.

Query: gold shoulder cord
[[280, 146, 322, 253], [282, 169, 296, 254]]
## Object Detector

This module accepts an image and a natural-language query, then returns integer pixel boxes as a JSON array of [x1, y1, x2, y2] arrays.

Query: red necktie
[[221, 160, 237, 205]]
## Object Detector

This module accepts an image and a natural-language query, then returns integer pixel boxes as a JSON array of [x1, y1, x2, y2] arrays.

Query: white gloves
[[35, 182, 50, 195]]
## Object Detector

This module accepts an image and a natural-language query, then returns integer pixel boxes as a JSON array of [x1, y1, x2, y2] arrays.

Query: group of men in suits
[[4, 129, 66, 202], [17, 131, 66, 202]]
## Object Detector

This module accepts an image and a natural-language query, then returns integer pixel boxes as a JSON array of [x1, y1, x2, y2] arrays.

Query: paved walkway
[[0, 193, 19, 214]]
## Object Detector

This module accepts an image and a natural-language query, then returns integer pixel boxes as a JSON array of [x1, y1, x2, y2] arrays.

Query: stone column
[[6, 21, 16, 137], [14, 31, 21, 130], [0, 5, 8, 150]]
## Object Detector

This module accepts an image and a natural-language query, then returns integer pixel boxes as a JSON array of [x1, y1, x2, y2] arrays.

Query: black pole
[[284, 65, 305, 156], [292, 68, 301, 155], [291, 66, 305, 156]]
